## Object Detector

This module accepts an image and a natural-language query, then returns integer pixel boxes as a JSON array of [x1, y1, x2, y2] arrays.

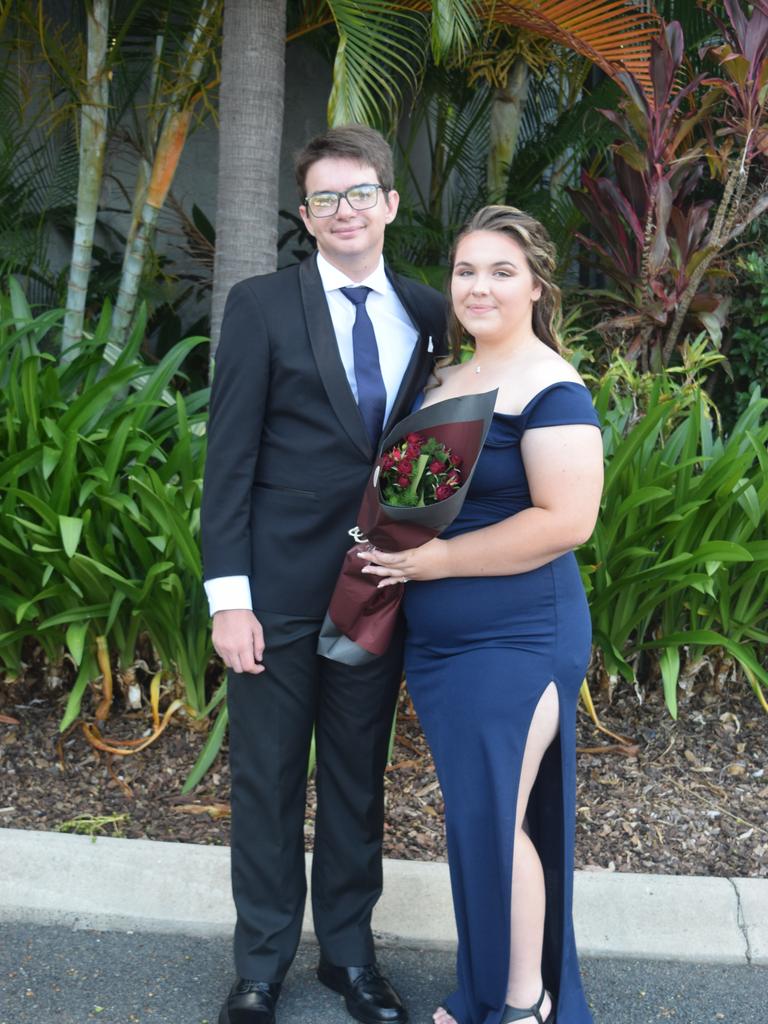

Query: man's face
[[299, 157, 399, 271]]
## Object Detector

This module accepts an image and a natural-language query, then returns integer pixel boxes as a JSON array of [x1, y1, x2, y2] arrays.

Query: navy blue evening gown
[[403, 382, 599, 1024]]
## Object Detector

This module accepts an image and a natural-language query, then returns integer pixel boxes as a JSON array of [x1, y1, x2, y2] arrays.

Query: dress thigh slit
[[412, 653, 567, 1024]]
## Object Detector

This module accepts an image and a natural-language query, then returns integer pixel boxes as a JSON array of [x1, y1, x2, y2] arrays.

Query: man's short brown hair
[[295, 124, 395, 198]]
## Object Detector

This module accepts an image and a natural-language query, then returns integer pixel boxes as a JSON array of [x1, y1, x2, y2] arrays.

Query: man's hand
[[212, 609, 265, 675]]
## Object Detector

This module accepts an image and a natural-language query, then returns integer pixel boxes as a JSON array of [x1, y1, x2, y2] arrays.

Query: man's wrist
[[204, 576, 253, 615]]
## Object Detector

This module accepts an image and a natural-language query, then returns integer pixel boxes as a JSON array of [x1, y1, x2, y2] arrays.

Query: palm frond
[[430, 0, 480, 63], [112, 0, 219, 56], [387, 68, 492, 271], [23, 128, 79, 217], [398, 66, 491, 206], [505, 72, 628, 272], [290, 0, 660, 129], [482, 0, 659, 94], [0, 58, 74, 287], [287, 0, 334, 42], [398, 0, 660, 95], [656, 1, 720, 48], [520, 186, 584, 272], [326, 0, 430, 128], [431, 78, 492, 191], [514, 66, 565, 150], [511, 74, 623, 190]]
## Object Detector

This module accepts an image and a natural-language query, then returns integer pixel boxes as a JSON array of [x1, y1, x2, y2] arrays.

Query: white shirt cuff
[[204, 576, 253, 615]]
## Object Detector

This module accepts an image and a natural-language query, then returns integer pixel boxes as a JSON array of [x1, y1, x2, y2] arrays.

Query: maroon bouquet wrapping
[[318, 389, 498, 665]]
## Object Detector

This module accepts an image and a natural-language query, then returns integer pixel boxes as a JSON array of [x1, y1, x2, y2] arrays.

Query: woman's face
[[451, 229, 542, 341]]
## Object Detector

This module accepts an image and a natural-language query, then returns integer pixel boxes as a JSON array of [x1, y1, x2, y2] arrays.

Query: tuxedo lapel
[[299, 255, 372, 458]]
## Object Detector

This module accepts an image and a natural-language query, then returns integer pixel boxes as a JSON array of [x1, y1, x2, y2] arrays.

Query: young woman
[[360, 207, 604, 1024]]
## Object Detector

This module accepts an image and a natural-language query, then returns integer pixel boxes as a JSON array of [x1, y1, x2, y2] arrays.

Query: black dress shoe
[[317, 958, 408, 1024], [218, 978, 281, 1024]]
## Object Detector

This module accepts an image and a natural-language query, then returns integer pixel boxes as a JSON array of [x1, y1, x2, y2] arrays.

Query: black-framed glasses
[[304, 183, 389, 217]]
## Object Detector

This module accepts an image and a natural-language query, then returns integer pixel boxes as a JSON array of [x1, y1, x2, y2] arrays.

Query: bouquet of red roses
[[318, 389, 497, 665], [379, 432, 463, 507]]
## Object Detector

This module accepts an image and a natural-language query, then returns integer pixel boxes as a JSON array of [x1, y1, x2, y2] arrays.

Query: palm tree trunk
[[109, 0, 220, 353], [487, 57, 529, 199], [210, 0, 287, 355], [109, 110, 193, 351], [61, 0, 109, 359], [124, 32, 165, 255], [662, 149, 750, 364]]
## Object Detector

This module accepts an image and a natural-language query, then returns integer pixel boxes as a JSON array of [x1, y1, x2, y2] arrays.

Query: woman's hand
[[357, 538, 451, 587]]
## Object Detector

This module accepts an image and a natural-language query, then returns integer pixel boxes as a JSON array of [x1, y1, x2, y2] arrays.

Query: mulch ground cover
[[1, 670, 766, 878]]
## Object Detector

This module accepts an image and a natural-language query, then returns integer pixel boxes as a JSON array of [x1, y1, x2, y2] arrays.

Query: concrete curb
[[0, 828, 764, 965]]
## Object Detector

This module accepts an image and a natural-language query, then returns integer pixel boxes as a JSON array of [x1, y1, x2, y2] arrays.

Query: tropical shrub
[[716, 248, 768, 428], [0, 281, 217, 745], [4, 276, 767, 797], [570, 6, 768, 369], [579, 357, 768, 717]]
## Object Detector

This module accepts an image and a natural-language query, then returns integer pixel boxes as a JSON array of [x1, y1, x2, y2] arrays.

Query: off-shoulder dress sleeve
[[523, 381, 600, 429]]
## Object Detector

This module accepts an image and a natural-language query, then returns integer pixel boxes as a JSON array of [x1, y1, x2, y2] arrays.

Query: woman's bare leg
[[505, 681, 559, 1022]]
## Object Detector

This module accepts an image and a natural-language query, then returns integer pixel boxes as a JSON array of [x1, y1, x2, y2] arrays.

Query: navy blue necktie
[[340, 286, 387, 446]]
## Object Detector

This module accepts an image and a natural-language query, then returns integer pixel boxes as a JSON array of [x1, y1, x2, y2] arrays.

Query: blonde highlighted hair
[[447, 205, 562, 358]]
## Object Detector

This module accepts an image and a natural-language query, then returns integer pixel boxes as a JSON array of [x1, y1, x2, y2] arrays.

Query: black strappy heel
[[500, 988, 554, 1024]]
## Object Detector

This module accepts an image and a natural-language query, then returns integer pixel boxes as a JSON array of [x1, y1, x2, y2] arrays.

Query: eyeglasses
[[304, 183, 389, 218]]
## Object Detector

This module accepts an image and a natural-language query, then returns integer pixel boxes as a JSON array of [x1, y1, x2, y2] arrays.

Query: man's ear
[[299, 204, 316, 239], [384, 188, 400, 223]]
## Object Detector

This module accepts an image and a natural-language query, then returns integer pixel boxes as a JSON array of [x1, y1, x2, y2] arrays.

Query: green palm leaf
[[430, 0, 478, 62], [326, 0, 429, 128]]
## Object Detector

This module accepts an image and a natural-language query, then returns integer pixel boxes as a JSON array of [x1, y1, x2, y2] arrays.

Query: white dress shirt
[[204, 253, 419, 615]]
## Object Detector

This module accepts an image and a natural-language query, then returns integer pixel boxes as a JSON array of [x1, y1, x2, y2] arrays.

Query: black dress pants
[[227, 610, 404, 982]]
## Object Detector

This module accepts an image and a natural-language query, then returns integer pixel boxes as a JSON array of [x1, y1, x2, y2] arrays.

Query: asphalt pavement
[[0, 827, 766, 1024], [0, 924, 765, 1024]]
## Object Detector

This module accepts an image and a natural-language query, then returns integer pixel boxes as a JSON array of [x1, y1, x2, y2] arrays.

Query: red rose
[[399, 460, 413, 476], [406, 432, 424, 444], [435, 484, 454, 501], [397, 475, 410, 487], [450, 454, 463, 467], [446, 472, 461, 487], [381, 454, 394, 470], [406, 442, 422, 458], [428, 459, 443, 475]]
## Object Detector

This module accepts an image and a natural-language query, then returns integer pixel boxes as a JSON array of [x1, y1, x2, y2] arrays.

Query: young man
[[202, 124, 446, 1024]]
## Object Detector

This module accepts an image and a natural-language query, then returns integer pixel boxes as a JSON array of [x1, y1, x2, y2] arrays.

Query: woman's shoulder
[[494, 349, 584, 415], [521, 347, 584, 391]]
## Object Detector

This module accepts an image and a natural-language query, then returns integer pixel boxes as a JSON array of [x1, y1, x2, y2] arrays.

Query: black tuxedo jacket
[[201, 254, 447, 618]]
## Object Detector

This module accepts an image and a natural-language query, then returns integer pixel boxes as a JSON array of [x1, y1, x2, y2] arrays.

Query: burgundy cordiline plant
[[570, 1, 768, 370]]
